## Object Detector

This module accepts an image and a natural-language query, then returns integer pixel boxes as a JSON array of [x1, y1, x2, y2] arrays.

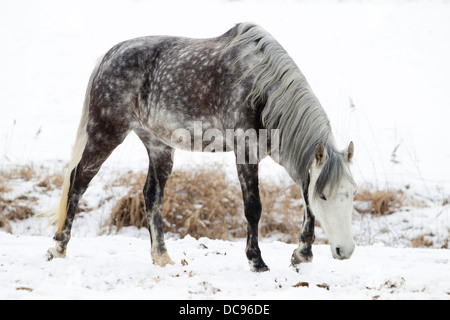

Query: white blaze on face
[[309, 178, 356, 260], [308, 142, 356, 260]]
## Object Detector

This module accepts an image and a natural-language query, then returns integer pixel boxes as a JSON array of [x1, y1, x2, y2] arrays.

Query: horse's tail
[[49, 57, 103, 232]]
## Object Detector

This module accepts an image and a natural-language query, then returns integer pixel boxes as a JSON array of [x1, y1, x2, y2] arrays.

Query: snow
[[0, 0, 449, 300], [1, 233, 449, 300]]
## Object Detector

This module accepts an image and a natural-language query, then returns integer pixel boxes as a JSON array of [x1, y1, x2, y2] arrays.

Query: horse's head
[[307, 141, 357, 260]]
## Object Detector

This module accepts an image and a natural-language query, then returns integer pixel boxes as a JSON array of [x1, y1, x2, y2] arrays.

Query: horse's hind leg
[[48, 124, 130, 260], [136, 130, 175, 267], [236, 163, 269, 272]]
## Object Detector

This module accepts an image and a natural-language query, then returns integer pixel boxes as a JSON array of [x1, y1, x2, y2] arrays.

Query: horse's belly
[[146, 113, 228, 152]]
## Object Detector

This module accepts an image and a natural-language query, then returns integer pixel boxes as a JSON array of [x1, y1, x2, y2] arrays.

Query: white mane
[[229, 23, 350, 191]]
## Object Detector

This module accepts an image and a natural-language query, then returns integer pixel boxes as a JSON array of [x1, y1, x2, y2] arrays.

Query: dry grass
[[0, 165, 35, 194], [0, 163, 433, 247], [103, 169, 416, 242], [0, 170, 12, 194], [410, 235, 434, 248], [0, 166, 39, 233], [0, 164, 55, 233], [36, 172, 64, 191], [354, 189, 404, 216], [0, 196, 35, 233], [0, 163, 91, 233], [259, 183, 303, 243], [103, 168, 304, 242], [104, 169, 246, 240], [1, 164, 36, 181]]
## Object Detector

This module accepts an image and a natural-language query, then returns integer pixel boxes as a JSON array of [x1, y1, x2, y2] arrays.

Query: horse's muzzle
[[332, 243, 355, 260]]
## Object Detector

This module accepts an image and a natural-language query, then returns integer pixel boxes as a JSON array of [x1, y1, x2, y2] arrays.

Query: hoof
[[250, 264, 270, 273], [47, 247, 66, 261], [152, 252, 175, 267], [249, 260, 270, 272], [291, 244, 313, 267]]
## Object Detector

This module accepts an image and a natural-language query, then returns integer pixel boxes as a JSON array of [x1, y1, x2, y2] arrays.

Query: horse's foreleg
[[291, 185, 315, 267], [236, 163, 269, 272], [141, 136, 175, 267]]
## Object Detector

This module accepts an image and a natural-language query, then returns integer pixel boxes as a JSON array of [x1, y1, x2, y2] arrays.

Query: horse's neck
[[278, 119, 335, 188]]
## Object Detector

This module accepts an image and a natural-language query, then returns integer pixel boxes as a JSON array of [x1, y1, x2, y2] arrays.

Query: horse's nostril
[[335, 246, 342, 258]]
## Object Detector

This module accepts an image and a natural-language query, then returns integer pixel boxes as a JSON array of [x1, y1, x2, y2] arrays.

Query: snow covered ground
[[1, 234, 449, 300], [1, 0, 449, 300]]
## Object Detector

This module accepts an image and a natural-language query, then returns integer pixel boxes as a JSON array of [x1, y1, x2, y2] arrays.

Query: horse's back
[[88, 28, 259, 150]]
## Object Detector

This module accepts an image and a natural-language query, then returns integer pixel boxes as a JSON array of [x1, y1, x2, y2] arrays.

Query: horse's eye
[[319, 194, 327, 201]]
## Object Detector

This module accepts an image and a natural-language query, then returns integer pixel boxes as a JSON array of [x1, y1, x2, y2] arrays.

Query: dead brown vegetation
[[36, 172, 64, 191], [0, 167, 38, 233], [410, 235, 434, 248], [104, 169, 247, 240], [0, 170, 12, 194], [1, 165, 36, 181], [0, 164, 419, 244], [354, 189, 404, 216], [103, 169, 414, 242], [103, 168, 304, 243], [0, 196, 35, 233]]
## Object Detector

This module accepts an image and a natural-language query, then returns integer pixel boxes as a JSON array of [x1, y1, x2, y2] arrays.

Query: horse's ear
[[344, 141, 354, 163], [315, 141, 328, 167]]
